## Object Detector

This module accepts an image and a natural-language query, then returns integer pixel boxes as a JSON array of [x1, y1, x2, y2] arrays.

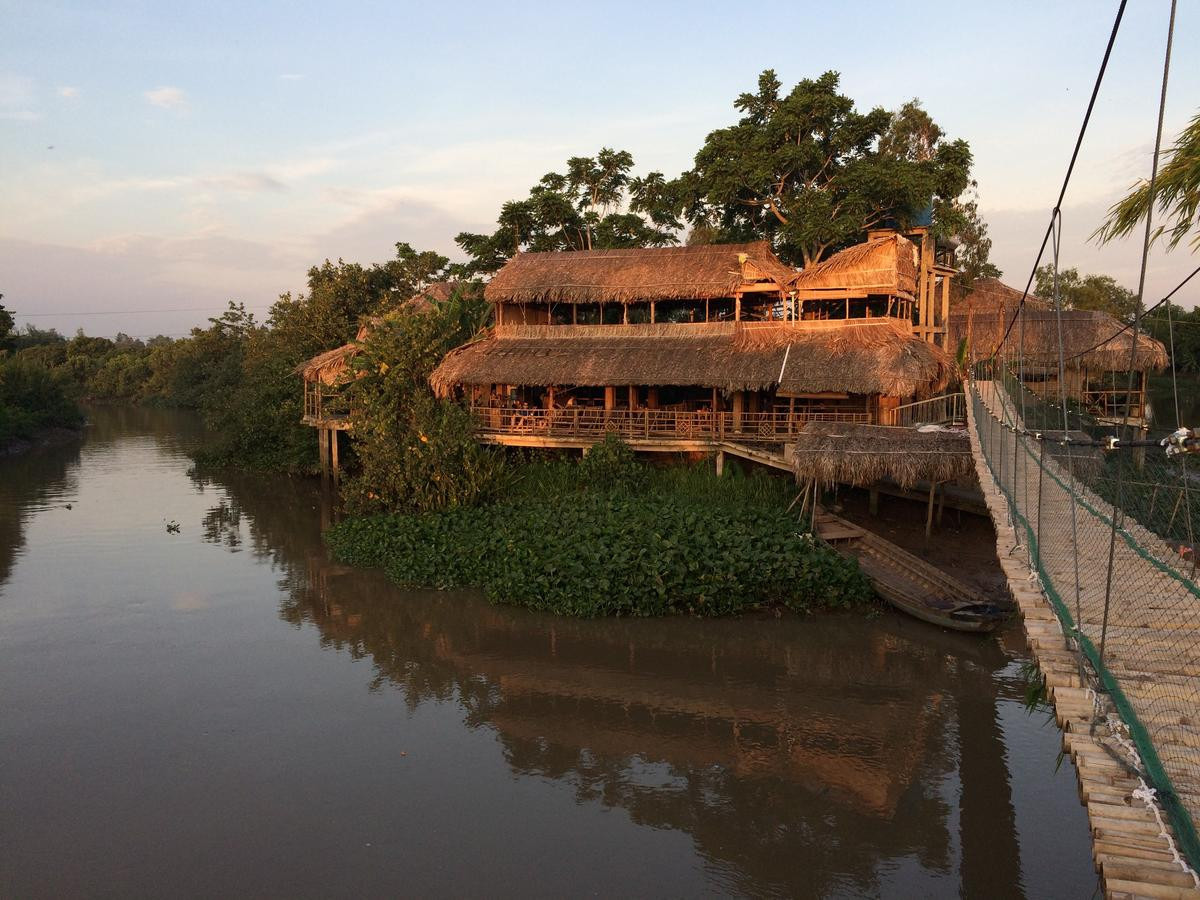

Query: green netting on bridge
[[969, 374, 1200, 872]]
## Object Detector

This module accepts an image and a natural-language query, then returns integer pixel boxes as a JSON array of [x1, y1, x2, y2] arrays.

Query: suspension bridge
[[935, 0, 1200, 893]]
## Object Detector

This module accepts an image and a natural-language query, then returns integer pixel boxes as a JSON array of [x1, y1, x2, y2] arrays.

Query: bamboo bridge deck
[[969, 380, 1200, 899]]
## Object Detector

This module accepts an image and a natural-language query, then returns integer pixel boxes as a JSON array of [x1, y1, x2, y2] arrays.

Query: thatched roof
[[297, 281, 478, 385], [950, 277, 1050, 315], [947, 307, 1168, 371], [789, 235, 918, 298], [483, 242, 796, 304], [791, 422, 974, 489], [430, 319, 952, 399]]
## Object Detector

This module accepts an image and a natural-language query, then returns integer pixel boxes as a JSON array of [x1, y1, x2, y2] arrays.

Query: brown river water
[[1, 406, 1098, 898]]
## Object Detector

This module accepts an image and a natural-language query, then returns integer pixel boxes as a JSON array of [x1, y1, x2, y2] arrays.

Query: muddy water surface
[[1, 406, 1096, 897]]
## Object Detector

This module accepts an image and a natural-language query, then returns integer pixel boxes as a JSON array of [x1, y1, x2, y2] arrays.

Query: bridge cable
[[1048, 211, 1088, 672], [1058, 263, 1200, 365], [989, 0, 1129, 360], [1100, 0, 1178, 667]]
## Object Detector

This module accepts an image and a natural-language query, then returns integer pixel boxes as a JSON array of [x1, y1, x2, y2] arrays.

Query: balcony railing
[[469, 406, 871, 444], [893, 392, 965, 427]]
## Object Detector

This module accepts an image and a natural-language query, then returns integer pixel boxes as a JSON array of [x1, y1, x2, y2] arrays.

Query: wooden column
[[627, 385, 636, 409], [650, 301, 656, 324], [715, 450, 725, 477], [647, 387, 659, 409], [732, 391, 744, 432], [734, 292, 742, 322], [331, 429, 340, 480], [604, 386, 616, 410], [622, 303, 629, 325]]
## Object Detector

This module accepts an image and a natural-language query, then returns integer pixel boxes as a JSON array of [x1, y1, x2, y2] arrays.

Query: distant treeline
[[0, 243, 461, 464]]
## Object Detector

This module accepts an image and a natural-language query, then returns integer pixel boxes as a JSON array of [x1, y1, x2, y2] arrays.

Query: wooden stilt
[[715, 450, 725, 477], [331, 429, 339, 480], [924, 480, 937, 544]]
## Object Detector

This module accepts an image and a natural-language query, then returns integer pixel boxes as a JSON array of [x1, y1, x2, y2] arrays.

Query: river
[[1, 406, 1097, 897]]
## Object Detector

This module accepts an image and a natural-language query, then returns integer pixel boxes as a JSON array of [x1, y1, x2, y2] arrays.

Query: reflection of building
[[949, 278, 1168, 426]]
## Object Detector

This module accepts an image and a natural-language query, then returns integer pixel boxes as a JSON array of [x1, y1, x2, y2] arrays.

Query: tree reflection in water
[[192, 458, 1045, 898]]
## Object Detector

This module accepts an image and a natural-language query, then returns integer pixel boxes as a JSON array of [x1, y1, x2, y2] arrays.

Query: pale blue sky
[[2, 0, 1197, 337]]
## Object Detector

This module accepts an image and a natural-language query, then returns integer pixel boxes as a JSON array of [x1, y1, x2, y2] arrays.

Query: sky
[[1, 0, 1198, 339]]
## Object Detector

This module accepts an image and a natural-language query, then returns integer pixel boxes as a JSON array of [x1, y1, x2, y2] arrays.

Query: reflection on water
[[0, 406, 1097, 898]]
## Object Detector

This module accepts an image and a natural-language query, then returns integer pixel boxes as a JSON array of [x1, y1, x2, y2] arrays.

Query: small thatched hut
[[790, 422, 974, 490], [946, 279, 1168, 423], [298, 280, 478, 423]]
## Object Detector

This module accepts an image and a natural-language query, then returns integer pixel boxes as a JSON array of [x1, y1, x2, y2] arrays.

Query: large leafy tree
[[1033, 266, 1139, 322], [1095, 111, 1200, 253], [454, 149, 678, 275], [954, 196, 1002, 285], [672, 72, 972, 266]]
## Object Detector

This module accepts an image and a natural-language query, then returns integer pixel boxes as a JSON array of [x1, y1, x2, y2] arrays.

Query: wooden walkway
[[970, 381, 1200, 899]]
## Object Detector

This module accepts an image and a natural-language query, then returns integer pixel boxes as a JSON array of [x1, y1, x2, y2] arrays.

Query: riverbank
[[327, 447, 873, 617], [0, 424, 83, 458]]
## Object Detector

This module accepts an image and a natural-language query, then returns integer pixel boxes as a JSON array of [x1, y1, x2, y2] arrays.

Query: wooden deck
[[969, 381, 1200, 898]]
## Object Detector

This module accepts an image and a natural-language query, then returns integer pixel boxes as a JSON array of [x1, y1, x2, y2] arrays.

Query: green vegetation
[[0, 357, 82, 445], [327, 443, 871, 617], [1033, 265, 1139, 322], [341, 286, 505, 513], [455, 72, 981, 273], [1095, 110, 1200, 253]]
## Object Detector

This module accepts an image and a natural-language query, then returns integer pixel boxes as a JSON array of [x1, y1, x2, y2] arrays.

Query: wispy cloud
[[279, 73, 304, 81], [57, 86, 79, 99], [0, 74, 39, 120], [144, 86, 187, 110]]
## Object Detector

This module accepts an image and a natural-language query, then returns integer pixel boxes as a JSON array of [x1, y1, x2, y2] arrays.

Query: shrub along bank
[[326, 447, 872, 618]]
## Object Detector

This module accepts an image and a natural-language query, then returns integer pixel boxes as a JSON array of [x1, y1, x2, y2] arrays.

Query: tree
[[1144, 302, 1200, 374], [670, 72, 973, 266], [1095, 111, 1200, 253], [1033, 266, 1139, 321], [954, 196, 1002, 285], [454, 149, 678, 275], [0, 294, 13, 346]]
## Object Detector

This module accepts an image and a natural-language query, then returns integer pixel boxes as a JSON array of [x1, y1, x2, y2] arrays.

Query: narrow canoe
[[814, 509, 1009, 633]]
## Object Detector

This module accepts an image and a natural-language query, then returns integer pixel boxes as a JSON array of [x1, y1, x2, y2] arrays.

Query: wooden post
[[572, 305, 577, 325], [924, 480, 937, 545], [647, 387, 659, 409], [331, 429, 340, 480], [627, 385, 636, 409], [705, 297, 710, 322], [650, 301, 656, 324], [732, 391, 744, 432], [715, 450, 725, 477], [735, 293, 741, 322], [604, 386, 616, 410]]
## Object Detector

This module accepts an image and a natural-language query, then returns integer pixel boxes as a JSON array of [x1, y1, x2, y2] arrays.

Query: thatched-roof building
[[946, 280, 1168, 424], [296, 281, 480, 471], [432, 319, 950, 400], [430, 241, 954, 448]]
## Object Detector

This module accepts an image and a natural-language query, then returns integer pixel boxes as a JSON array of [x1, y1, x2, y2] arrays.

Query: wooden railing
[[893, 392, 965, 427], [469, 406, 871, 444], [302, 383, 351, 424]]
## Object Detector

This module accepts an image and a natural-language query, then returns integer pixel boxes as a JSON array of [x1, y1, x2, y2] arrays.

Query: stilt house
[[948, 278, 1168, 425], [429, 241, 952, 449]]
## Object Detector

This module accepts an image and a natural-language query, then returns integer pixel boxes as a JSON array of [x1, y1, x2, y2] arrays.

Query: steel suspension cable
[[1100, 0, 1177, 666], [989, 0, 1129, 359]]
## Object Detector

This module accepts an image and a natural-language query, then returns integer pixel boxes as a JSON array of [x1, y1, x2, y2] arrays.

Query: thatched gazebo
[[946, 284, 1168, 424]]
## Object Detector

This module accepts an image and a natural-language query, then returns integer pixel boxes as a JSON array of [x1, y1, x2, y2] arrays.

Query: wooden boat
[[814, 509, 1009, 633]]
